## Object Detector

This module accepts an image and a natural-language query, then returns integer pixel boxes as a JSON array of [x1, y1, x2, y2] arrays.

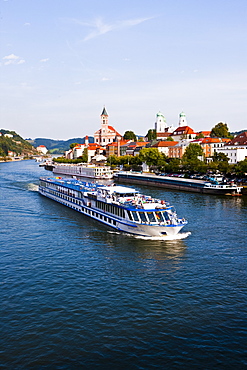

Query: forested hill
[[0, 129, 36, 157], [28, 136, 94, 153]]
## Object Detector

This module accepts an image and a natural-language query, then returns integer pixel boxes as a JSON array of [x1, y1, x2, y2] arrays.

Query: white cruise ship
[[39, 177, 188, 238], [53, 164, 113, 179]]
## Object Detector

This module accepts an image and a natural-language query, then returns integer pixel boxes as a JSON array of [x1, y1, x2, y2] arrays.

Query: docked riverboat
[[53, 164, 113, 179], [39, 177, 188, 237], [114, 172, 243, 195]]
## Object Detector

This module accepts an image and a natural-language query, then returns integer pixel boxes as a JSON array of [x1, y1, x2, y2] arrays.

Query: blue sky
[[1, 0, 247, 139]]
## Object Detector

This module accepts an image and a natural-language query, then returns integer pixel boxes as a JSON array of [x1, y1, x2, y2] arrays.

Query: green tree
[[207, 161, 219, 173], [183, 143, 204, 161], [107, 155, 120, 166], [182, 158, 207, 174], [235, 159, 247, 176], [218, 161, 232, 175], [166, 137, 174, 141], [146, 129, 156, 141], [139, 148, 163, 167], [118, 155, 132, 165], [70, 142, 79, 149], [210, 122, 232, 138], [81, 148, 88, 162], [212, 151, 229, 162], [167, 158, 181, 173], [123, 131, 136, 141], [181, 144, 205, 173], [195, 133, 205, 139]]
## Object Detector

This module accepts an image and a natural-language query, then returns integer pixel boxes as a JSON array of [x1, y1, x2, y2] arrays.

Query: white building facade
[[215, 146, 247, 164]]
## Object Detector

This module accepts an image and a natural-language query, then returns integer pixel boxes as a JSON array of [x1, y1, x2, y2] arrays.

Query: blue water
[[0, 160, 246, 369]]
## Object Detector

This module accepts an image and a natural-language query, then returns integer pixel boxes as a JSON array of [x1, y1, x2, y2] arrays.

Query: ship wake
[[28, 183, 39, 192]]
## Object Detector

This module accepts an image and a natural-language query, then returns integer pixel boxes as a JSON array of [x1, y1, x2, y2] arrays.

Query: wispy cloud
[[101, 77, 112, 82], [69, 16, 154, 41], [3, 54, 25, 65], [40, 58, 49, 63]]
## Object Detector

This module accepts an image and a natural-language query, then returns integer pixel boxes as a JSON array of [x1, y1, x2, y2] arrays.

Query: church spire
[[101, 106, 108, 116]]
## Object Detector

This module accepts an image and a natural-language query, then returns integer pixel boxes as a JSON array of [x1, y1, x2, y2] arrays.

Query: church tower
[[155, 111, 167, 133], [179, 111, 187, 127], [101, 106, 108, 127], [100, 106, 108, 145], [94, 107, 122, 147]]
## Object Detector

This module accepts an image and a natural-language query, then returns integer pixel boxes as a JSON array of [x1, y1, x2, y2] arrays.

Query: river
[[0, 160, 246, 369]]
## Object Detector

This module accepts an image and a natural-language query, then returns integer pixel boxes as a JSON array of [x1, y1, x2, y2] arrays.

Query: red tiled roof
[[94, 125, 122, 137], [198, 131, 211, 136], [226, 132, 247, 146], [156, 132, 172, 138], [173, 126, 195, 134], [135, 142, 147, 147], [107, 125, 121, 136], [201, 137, 231, 144], [106, 140, 130, 148], [152, 141, 179, 147]]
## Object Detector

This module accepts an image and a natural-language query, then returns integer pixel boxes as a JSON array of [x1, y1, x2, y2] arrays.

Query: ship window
[[163, 211, 170, 222], [131, 211, 140, 222], [156, 211, 165, 222], [127, 210, 133, 220], [146, 212, 156, 223], [139, 212, 148, 223]]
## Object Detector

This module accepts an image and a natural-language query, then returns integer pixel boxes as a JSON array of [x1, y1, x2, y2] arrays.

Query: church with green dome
[[155, 110, 187, 140]]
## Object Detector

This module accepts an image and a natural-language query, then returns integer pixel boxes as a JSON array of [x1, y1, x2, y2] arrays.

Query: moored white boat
[[39, 177, 188, 237], [53, 164, 113, 179]]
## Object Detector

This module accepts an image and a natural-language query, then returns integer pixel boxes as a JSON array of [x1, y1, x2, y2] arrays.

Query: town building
[[94, 107, 122, 147], [168, 140, 192, 159], [198, 131, 211, 137], [36, 145, 48, 154], [105, 140, 130, 157], [214, 131, 247, 164], [151, 141, 179, 156], [171, 126, 197, 141], [8, 150, 16, 157], [189, 137, 230, 159], [65, 136, 105, 162], [125, 142, 148, 156]]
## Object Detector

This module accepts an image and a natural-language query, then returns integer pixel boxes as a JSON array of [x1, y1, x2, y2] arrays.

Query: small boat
[[39, 177, 188, 237], [35, 157, 43, 162]]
